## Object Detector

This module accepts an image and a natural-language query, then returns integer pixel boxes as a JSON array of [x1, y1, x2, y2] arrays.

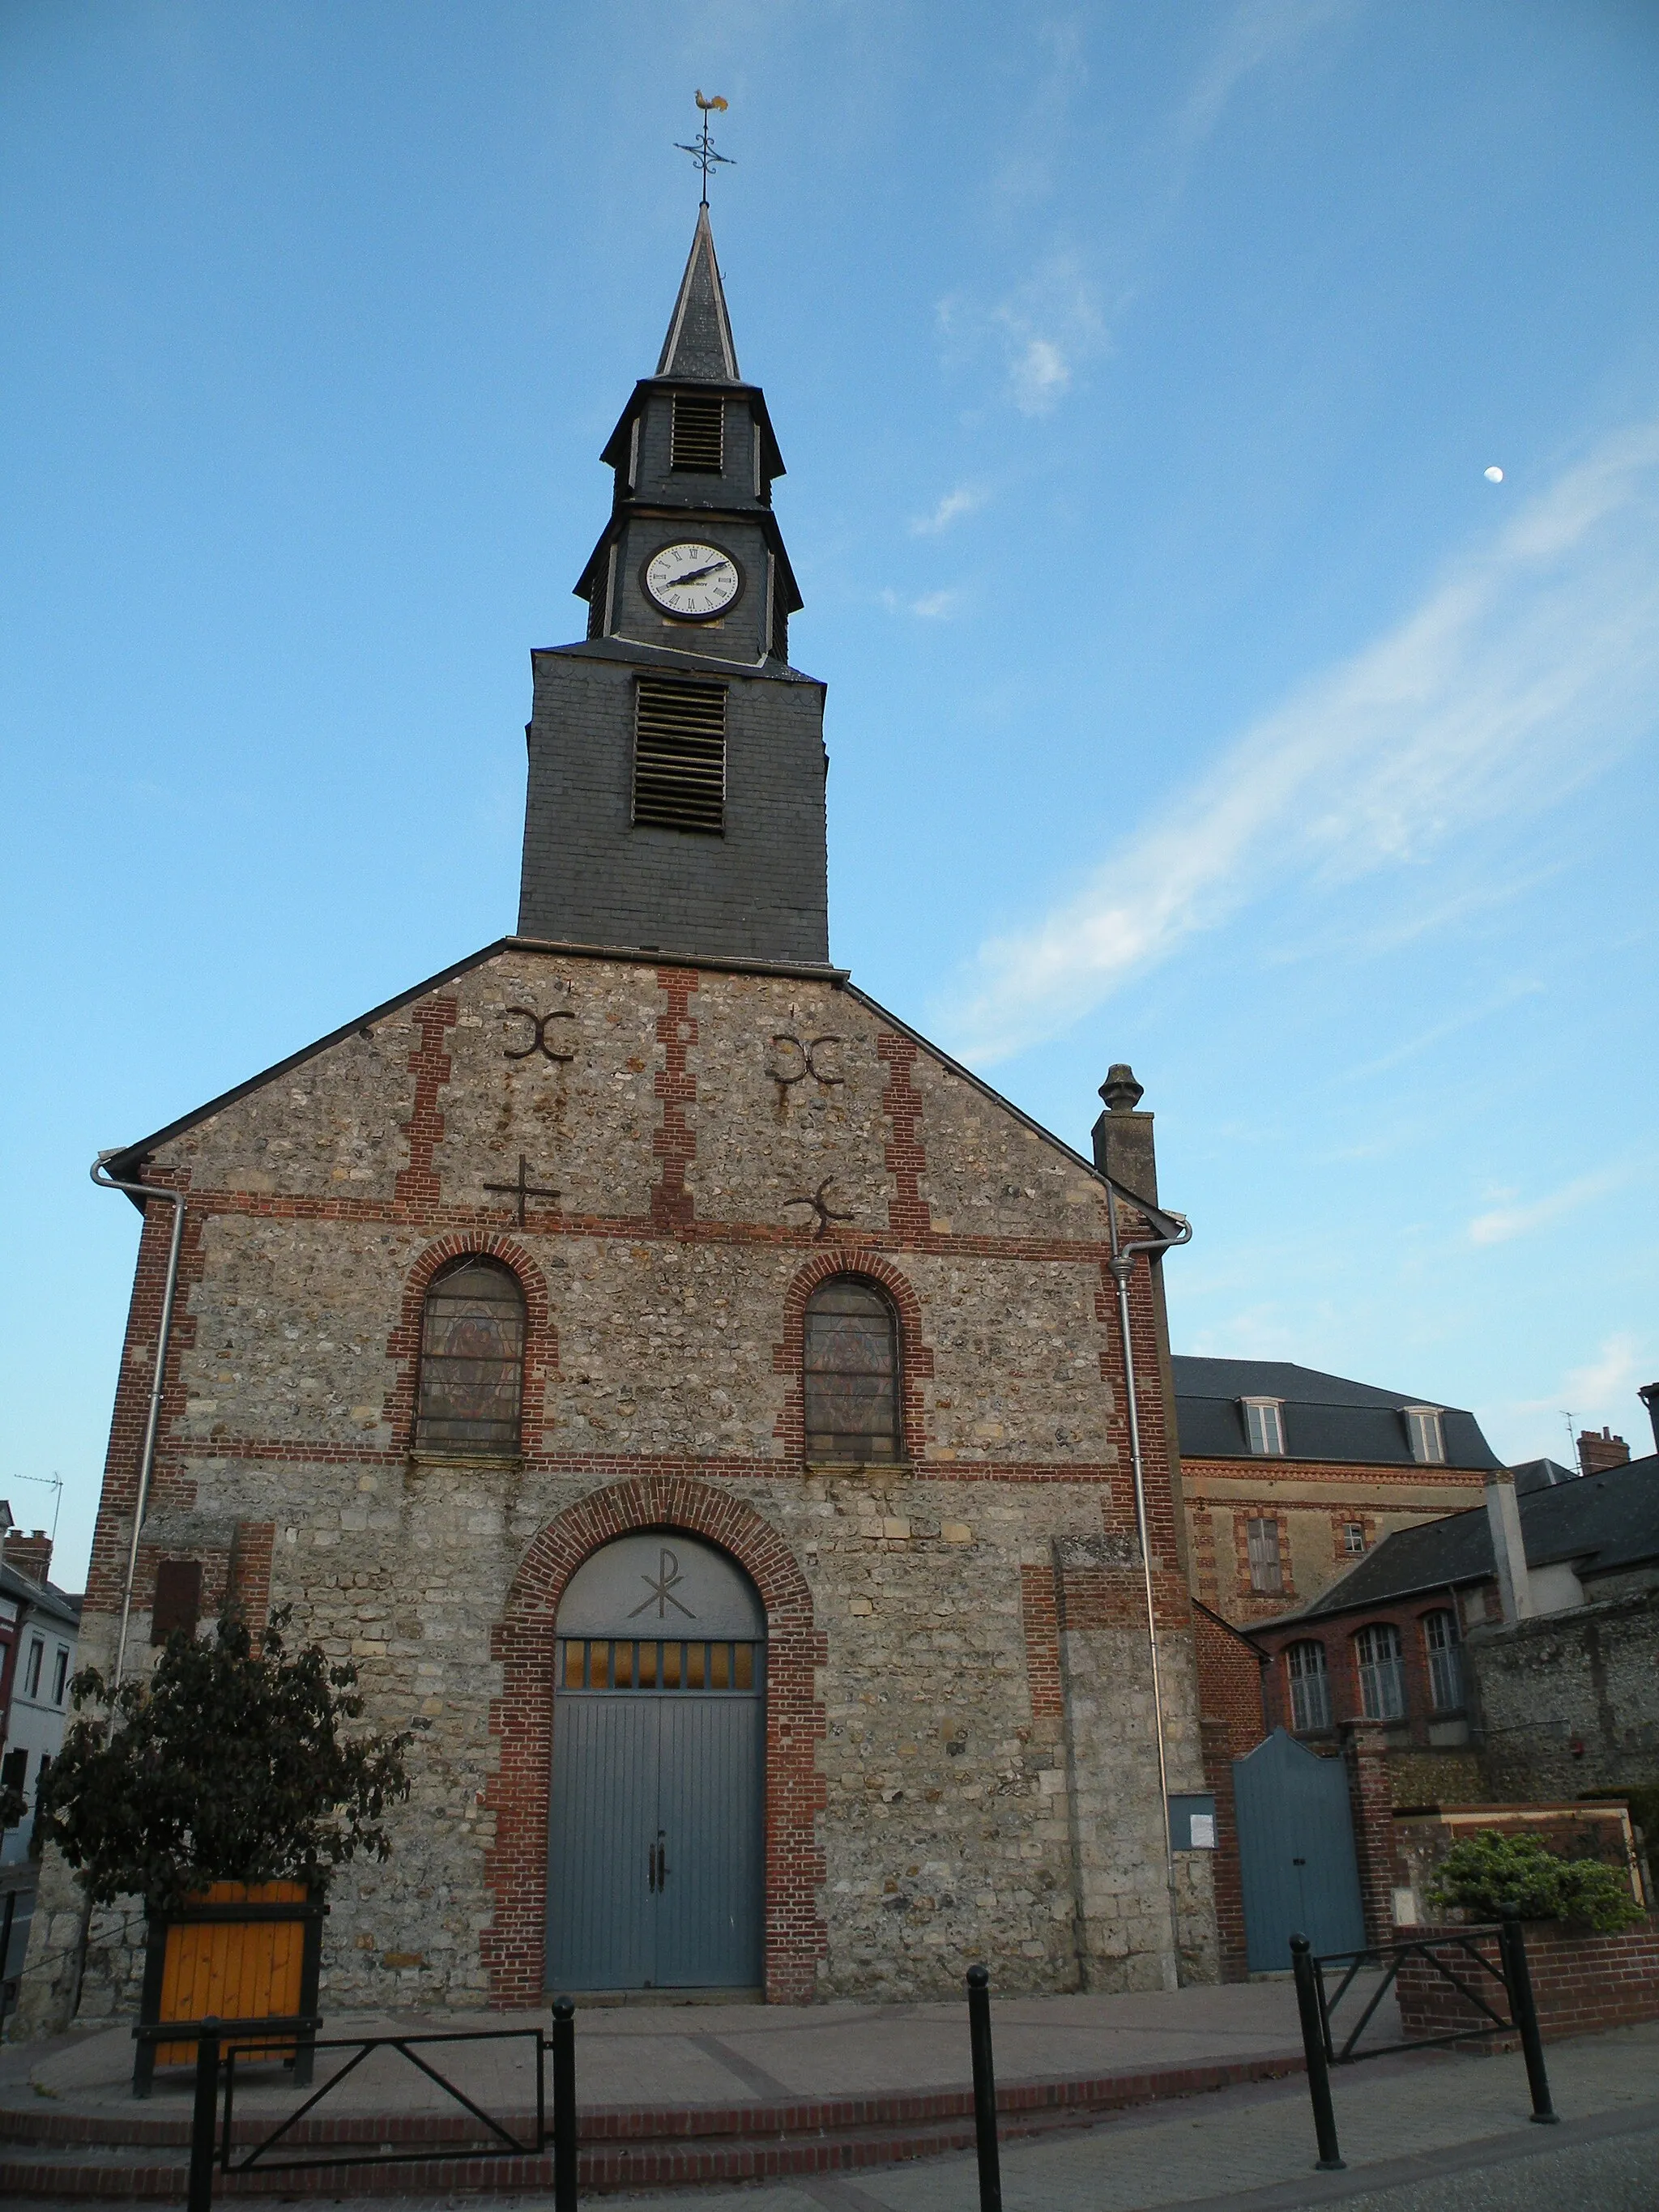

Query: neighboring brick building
[[1250, 1453, 1659, 1784], [1173, 1357, 1499, 1627], [27, 215, 1219, 2031]]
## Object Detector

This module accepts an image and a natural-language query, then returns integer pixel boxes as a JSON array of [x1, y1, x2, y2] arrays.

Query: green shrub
[[36, 1609, 411, 1912], [1425, 1830, 1643, 1934]]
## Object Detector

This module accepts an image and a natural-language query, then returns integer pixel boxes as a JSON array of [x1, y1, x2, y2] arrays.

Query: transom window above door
[[804, 1276, 900, 1462]]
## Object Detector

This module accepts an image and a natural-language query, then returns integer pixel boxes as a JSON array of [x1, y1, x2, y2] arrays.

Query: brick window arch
[[386, 1237, 553, 1458], [1354, 1622, 1405, 1720], [416, 1258, 527, 1454], [804, 1276, 900, 1462], [1285, 1639, 1331, 1732], [774, 1251, 932, 1467]]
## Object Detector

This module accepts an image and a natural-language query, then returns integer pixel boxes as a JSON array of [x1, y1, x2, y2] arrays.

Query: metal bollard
[[1498, 1908, 1558, 2125], [1289, 1937, 1345, 2171], [186, 2020, 221, 2212], [552, 1995, 578, 2212], [966, 1963, 1002, 2212]]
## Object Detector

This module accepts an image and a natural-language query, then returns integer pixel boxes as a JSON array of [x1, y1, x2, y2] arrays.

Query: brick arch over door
[[383, 1235, 556, 1455], [482, 1477, 828, 2005], [774, 1249, 935, 1466]]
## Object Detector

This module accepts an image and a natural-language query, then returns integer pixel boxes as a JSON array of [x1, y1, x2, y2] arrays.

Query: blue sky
[[4, 2, 1657, 1588]]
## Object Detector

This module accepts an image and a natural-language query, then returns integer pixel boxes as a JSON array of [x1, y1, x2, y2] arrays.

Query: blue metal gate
[[546, 1534, 766, 1993], [1233, 1728, 1365, 1972]]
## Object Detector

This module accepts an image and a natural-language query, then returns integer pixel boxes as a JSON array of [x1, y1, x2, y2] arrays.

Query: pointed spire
[[655, 207, 740, 382]]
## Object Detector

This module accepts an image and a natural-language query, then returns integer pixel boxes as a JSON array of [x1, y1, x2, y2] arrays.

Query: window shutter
[[151, 1558, 203, 1644], [633, 680, 727, 834], [1246, 1516, 1284, 1594], [671, 392, 724, 472]]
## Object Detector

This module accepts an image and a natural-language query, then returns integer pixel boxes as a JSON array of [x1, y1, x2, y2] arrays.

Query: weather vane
[[676, 90, 733, 207]]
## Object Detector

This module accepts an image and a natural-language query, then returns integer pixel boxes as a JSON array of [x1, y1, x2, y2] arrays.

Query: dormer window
[[671, 392, 724, 473], [1405, 1406, 1445, 1464], [1242, 1397, 1285, 1455]]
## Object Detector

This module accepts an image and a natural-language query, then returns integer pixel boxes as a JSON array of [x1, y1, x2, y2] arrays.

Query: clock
[[643, 540, 743, 620]]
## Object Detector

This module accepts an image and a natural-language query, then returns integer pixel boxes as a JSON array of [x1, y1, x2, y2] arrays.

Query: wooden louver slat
[[671, 392, 724, 473], [633, 679, 727, 834]]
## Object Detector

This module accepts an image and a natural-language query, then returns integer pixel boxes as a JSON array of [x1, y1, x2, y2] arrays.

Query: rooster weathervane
[[676, 91, 733, 207]]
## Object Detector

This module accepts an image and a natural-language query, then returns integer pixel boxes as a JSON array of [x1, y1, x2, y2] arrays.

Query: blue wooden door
[[545, 1534, 766, 1993], [1233, 1728, 1366, 1971]]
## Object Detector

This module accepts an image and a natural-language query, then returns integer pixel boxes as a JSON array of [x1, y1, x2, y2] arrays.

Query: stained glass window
[[416, 1259, 526, 1454], [804, 1277, 900, 1462]]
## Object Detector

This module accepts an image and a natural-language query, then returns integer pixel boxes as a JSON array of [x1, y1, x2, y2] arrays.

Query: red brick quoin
[[481, 1477, 828, 2007]]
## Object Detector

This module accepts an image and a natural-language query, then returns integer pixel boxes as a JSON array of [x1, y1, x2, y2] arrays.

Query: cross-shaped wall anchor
[[484, 1154, 562, 1225]]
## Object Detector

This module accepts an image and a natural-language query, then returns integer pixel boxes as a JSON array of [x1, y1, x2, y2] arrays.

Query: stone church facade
[[33, 214, 1218, 2026]]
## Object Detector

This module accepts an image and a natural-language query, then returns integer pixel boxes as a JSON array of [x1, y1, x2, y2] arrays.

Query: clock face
[[644, 541, 742, 620]]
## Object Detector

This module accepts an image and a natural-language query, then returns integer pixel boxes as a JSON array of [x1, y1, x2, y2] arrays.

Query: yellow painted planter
[[134, 1881, 325, 2096]]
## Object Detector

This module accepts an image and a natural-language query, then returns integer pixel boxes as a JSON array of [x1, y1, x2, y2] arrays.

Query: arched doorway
[[545, 1532, 766, 1993]]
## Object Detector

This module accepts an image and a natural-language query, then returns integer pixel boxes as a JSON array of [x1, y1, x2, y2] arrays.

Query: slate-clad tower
[[517, 211, 829, 965]]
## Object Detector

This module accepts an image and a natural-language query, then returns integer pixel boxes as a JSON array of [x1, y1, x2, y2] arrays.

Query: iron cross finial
[[676, 91, 733, 207]]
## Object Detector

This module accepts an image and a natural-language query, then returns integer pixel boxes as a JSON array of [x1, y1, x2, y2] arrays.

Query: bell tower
[[516, 208, 830, 966]]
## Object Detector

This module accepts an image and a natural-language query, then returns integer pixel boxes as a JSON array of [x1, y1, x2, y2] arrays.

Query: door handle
[[655, 1839, 668, 1890], [648, 1841, 657, 1893]]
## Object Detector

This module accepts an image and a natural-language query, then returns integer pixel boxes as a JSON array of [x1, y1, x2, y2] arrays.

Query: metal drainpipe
[[1105, 1180, 1192, 1987], [92, 1152, 187, 1688]]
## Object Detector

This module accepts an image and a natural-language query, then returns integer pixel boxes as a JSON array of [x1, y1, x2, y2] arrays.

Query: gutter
[[1104, 1174, 1192, 1986], [92, 1152, 187, 1686]]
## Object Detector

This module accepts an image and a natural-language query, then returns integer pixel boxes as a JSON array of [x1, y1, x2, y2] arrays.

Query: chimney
[[1484, 1471, 1534, 1625], [3, 1528, 53, 1588], [1577, 1427, 1631, 1476], [1090, 1063, 1159, 1202], [1639, 1383, 1659, 1456]]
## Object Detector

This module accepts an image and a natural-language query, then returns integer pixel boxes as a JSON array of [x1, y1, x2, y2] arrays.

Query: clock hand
[[668, 562, 726, 587]]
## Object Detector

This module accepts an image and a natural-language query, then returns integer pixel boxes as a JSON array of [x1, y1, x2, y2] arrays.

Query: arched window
[[416, 1259, 527, 1455], [1285, 1640, 1331, 1733], [804, 1276, 900, 1462], [1354, 1622, 1405, 1721], [1422, 1609, 1463, 1711]]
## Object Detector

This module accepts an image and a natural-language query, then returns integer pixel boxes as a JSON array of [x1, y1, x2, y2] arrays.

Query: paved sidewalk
[[5, 1979, 1324, 2116]]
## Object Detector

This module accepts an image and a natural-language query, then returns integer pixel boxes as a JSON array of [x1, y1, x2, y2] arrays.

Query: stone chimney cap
[[1099, 1064, 1145, 1115]]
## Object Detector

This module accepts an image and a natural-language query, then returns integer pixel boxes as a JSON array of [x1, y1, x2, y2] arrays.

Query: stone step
[[0, 2051, 1303, 2196]]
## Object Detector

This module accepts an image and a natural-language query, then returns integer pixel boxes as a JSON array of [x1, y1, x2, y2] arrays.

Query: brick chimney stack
[[2, 1528, 53, 1587], [1577, 1428, 1631, 1477]]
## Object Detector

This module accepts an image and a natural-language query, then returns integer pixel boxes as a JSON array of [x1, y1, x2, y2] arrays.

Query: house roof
[[1171, 1356, 1499, 1470], [0, 1562, 83, 1632], [1288, 1453, 1659, 1621]]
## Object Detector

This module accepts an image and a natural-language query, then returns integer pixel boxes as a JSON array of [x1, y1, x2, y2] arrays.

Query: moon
[[1484, 466, 1504, 484]]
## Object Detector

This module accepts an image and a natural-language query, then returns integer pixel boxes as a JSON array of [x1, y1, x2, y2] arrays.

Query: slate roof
[[0, 1561, 83, 1632], [1291, 1453, 1659, 1619], [1172, 1356, 1499, 1470], [656, 206, 740, 381]]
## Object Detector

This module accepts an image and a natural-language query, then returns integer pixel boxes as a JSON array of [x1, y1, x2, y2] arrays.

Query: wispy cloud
[[911, 485, 987, 536], [883, 586, 962, 621], [938, 248, 1108, 416], [1467, 1170, 1627, 1249], [1180, 0, 1354, 143], [939, 417, 1659, 1063]]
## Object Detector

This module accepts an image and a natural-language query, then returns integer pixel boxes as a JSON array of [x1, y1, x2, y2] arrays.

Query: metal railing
[[1289, 1906, 1557, 2171], [157, 1998, 578, 2212]]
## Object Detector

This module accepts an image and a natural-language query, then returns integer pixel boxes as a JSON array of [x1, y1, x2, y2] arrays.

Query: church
[[45, 209, 1222, 2020]]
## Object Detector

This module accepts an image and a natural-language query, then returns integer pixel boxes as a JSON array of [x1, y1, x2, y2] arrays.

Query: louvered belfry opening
[[633, 677, 727, 834], [671, 391, 724, 473]]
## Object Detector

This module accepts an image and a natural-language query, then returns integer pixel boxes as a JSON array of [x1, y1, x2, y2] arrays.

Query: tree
[[36, 1610, 411, 1912]]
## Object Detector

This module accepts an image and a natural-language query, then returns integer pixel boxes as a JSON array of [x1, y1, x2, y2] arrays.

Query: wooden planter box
[[133, 1881, 325, 2096], [1397, 1916, 1659, 2048]]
